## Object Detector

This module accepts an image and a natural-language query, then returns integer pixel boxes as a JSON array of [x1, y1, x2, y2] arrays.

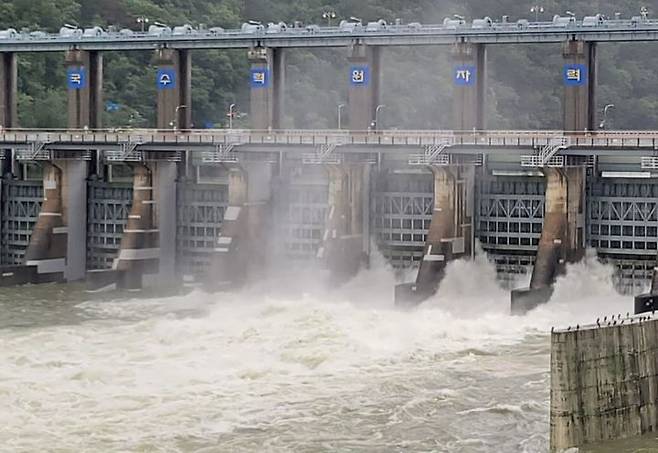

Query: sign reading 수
[[156, 68, 177, 90], [563, 64, 587, 86], [250, 68, 269, 88], [67, 67, 87, 89], [350, 66, 369, 86], [454, 65, 476, 86]]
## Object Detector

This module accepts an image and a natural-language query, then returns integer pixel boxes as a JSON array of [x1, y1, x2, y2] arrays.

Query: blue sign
[[67, 67, 87, 89], [250, 68, 269, 88], [350, 66, 369, 86], [105, 101, 120, 112], [454, 65, 476, 86], [156, 68, 177, 90], [563, 64, 587, 86]]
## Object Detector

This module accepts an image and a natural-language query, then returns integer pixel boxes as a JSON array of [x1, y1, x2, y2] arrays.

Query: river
[[0, 252, 655, 452]]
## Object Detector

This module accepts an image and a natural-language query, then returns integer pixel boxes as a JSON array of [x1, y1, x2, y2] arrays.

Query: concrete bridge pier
[[348, 44, 381, 130], [154, 48, 192, 130], [452, 42, 486, 131], [206, 161, 273, 290], [317, 164, 370, 283], [395, 166, 474, 307], [563, 40, 597, 132], [65, 49, 103, 129], [0, 160, 87, 286], [511, 167, 585, 314], [249, 47, 285, 130], [0, 52, 17, 129]]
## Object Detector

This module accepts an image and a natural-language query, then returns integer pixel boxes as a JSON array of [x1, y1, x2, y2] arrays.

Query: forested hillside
[[1, 0, 657, 130]]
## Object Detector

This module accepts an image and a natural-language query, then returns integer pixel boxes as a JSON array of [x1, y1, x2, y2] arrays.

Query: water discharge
[[0, 251, 644, 452]]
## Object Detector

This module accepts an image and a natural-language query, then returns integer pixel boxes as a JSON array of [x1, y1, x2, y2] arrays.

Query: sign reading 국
[[250, 68, 269, 88], [563, 64, 587, 86], [454, 65, 476, 86], [67, 67, 87, 90], [156, 68, 177, 90], [350, 66, 369, 86]]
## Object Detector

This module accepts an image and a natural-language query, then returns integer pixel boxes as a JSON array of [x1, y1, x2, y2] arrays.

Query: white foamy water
[[0, 252, 636, 452]]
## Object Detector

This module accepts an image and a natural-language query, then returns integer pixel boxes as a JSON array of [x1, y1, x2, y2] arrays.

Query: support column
[[248, 47, 285, 130], [60, 160, 88, 281], [348, 44, 381, 130], [317, 165, 368, 282], [395, 166, 474, 306], [65, 49, 103, 129], [207, 162, 273, 289], [0, 52, 17, 129], [452, 43, 486, 131], [154, 48, 192, 130], [511, 167, 585, 314], [562, 40, 597, 132]]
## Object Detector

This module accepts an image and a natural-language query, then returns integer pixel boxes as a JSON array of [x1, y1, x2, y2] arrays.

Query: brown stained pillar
[[347, 44, 381, 131], [317, 165, 367, 282], [0, 52, 17, 129], [154, 48, 192, 130], [113, 164, 159, 289], [65, 49, 103, 129], [395, 166, 474, 306], [452, 43, 486, 131], [562, 40, 597, 132], [248, 47, 285, 130], [511, 167, 585, 314], [24, 163, 67, 281]]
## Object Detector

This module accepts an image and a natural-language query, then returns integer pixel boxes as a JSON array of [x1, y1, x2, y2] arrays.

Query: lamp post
[[170, 104, 187, 130], [530, 5, 544, 22], [599, 104, 615, 130], [337, 104, 345, 130], [374, 104, 386, 131], [136, 16, 149, 32], [228, 103, 236, 129], [322, 11, 337, 26]]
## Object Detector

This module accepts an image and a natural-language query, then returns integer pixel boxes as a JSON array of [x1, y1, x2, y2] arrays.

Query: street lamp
[[530, 5, 544, 22], [170, 104, 187, 130], [373, 104, 386, 131], [227, 103, 236, 129], [322, 11, 337, 26], [337, 104, 345, 130], [599, 104, 615, 130], [136, 16, 149, 32]]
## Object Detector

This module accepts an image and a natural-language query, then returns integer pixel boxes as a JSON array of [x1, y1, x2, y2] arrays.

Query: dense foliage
[[1, 0, 657, 129]]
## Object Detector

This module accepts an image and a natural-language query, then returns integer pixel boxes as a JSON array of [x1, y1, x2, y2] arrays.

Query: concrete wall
[[550, 318, 658, 451]]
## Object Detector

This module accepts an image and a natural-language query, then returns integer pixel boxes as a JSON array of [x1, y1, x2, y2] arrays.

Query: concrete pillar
[[154, 48, 192, 130], [395, 166, 474, 306], [59, 160, 88, 281], [0, 52, 17, 128], [348, 44, 381, 130], [317, 165, 368, 282], [511, 167, 585, 314], [562, 40, 597, 132], [248, 47, 285, 130], [207, 162, 273, 289], [23, 163, 67, 282], [147, 161, 177, 285], [65, 49, 103, 129], [452, 43, 486, 131]]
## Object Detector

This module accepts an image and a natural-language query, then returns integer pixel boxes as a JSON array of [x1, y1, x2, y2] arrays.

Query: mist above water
[[0, 249, 635, 452]]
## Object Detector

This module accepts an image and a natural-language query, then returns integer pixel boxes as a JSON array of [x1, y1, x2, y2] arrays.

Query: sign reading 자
[[67, 67, 87, 89], [453, 65, 476, 86], [156, 68, 177, 90], [563, 64, 587, 86]]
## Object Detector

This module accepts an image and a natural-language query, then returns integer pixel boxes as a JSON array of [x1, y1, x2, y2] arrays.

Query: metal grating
[[1, 179, 43, 265], [176, 183, 228, 277], [281, 183, 328, 260], [86, 181, 133, 270]]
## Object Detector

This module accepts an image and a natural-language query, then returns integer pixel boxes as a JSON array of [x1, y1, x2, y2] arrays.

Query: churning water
[[0, 252, 654, 452]]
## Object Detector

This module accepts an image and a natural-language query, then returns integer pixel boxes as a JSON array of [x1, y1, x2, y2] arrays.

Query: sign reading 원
[[67, 67, 87, 89], [563, 64, 587, 86], [250, 68, 270, 88], [156, 68, 177, 90], [454, 65, 476, 86], [350, 66, 369, 86]]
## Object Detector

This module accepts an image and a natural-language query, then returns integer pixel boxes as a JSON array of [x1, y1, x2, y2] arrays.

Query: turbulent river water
[[1, 252, 657, 453]]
